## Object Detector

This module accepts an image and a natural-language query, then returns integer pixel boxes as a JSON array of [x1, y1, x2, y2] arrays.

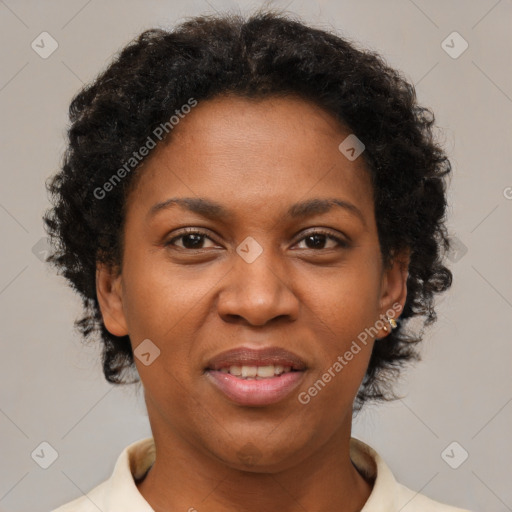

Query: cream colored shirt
[[51, 437, 470, 511]]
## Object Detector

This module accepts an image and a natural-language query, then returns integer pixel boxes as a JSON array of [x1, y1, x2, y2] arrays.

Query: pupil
[[307, 234, 326, 249], [180, 234, 328, 249], [183, 234, 203, 249]]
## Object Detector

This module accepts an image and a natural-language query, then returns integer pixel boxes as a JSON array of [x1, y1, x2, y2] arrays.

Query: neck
[[136, 427, 373, 512]]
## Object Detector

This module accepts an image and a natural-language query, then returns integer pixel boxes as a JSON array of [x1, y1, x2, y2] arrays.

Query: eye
[[165, 228, 349, 251], [294, 229, 349, 250], [166, 229, 219, 250]]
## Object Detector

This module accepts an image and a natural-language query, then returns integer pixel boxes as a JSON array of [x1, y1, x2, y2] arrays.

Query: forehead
[[127, 94, 374, 222]]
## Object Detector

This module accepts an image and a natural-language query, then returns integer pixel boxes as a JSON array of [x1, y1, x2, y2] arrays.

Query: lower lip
[[205, 370, 305, 406]]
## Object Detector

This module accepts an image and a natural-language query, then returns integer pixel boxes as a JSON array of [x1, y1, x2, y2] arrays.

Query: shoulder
[[50, 437, 155, 511], [350, 438, 472, 512], [395, 482, 472, 512]]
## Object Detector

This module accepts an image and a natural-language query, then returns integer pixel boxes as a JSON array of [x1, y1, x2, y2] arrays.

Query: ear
[[96, 263, 128, 337], [377, 248, 410, 338]]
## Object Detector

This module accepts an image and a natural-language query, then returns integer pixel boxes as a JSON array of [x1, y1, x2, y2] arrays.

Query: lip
[[205, 346, 307, 371], [204, 346, 307, 407]]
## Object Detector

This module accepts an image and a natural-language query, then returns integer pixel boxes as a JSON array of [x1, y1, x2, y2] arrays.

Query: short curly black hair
[[43, 9, 453, 411]]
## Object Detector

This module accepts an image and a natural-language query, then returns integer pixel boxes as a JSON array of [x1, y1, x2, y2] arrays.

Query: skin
[[96, 94, 409, 512]]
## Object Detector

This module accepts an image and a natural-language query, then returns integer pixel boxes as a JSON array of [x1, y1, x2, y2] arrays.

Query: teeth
[[256, 365, 275, 378], [241, 366, 258, 378], [222, 364, 293, 378], [229, 365, 242, 376]]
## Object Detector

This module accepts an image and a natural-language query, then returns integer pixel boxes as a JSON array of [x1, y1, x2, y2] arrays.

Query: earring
[[387, 316, 397, 329]]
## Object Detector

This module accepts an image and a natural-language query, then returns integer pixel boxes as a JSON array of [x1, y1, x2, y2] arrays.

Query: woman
[[45, 10, 470, 512]]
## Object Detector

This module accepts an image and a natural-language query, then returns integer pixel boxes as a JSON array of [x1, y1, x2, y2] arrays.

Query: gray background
[[0, 1, 511, 511]]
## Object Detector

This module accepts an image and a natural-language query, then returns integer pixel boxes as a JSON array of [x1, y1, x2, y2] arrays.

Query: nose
[[217, 249, 300, 327]]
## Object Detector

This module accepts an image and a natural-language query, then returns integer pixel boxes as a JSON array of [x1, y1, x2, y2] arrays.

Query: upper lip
[[206, 346, 307, 371]]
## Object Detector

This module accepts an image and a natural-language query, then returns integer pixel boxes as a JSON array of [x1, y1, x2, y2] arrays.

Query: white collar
[[52, 436, 469, 511]]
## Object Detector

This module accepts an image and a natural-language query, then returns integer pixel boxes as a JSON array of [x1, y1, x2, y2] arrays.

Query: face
[[97, 94, 408, 472]]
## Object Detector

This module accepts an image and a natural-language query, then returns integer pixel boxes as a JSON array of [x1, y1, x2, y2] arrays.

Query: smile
[[204, 346, 308, 406], [205, 369, 305, 406], [219, 364, 294, 379]]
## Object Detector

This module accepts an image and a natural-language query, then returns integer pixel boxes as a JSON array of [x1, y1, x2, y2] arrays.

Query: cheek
[[119, 249, 225, 393], [120, 248, 210, 340], [295, 256, 381, 403], [302, 259, 382, 335], [297, 300, 375, 422]]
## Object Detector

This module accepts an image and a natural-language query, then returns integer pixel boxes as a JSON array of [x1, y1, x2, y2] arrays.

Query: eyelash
[[166, 228, 349, 251]]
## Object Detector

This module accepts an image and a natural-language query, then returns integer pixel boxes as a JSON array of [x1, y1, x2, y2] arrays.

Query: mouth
[[204, 346, 307, 407]]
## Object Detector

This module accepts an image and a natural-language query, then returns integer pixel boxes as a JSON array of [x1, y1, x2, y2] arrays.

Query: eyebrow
[[147, 196, 366, 226]]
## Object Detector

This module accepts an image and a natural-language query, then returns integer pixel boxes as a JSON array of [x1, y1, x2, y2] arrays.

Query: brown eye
[[166, 229, 218, 250], [295, 230, 349, 250]]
